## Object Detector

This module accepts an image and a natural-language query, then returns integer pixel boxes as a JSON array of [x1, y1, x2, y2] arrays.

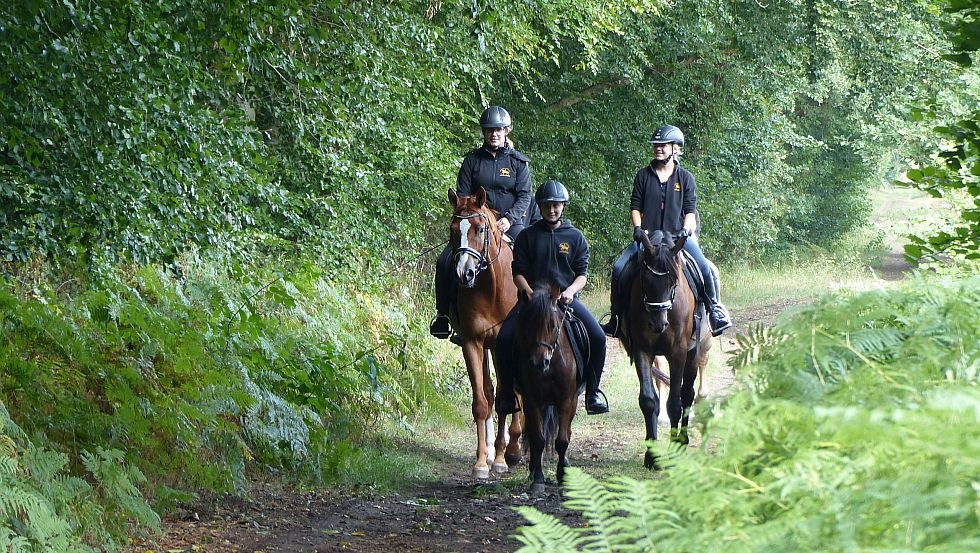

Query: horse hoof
[[644, 453, 662, 471], [530, 482, 546, 495], [491, 462, 509, 475], [504, 453, 523, 467], [473, 466, 490, 479]]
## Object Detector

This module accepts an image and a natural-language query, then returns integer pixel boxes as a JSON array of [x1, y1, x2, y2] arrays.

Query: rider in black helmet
[[495, 180, 609, 416], [601, 124, 733, 338], [430, 106, 536, 342]]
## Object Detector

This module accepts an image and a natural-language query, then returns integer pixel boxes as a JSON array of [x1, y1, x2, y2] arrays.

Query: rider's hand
[[633, 226, 647, 243], [678, 228, 692, 239], [559, 290, 574, 305], [497, 217, 512, 234]]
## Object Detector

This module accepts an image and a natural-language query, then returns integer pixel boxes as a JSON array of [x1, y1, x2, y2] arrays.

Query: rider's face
[[652, 142, 675, 161], [482, 126, 510, 149], [540, 201, 565, 223]]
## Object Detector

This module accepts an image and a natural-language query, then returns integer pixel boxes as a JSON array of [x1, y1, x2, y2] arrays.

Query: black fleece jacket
[[457, 146, 532, 225], [512, 218, 589, 292]]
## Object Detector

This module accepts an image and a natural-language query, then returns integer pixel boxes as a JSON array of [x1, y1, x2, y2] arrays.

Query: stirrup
[[585, 390, 609, 415], [429, 315, 452, 339], [710, 320, 732, 337], [600, 315, 619, 337]]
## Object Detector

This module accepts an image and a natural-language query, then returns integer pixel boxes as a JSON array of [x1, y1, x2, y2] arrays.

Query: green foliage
[[0, 401, 158, 552], [0, 252, 452, 545], [902, 1, 980, 262], [496, 0, 951, 265], [515, 273, 980, 551]]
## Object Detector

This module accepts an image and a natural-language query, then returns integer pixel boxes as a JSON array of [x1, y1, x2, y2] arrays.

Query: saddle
[[679, 251, 708, 345], [563, 309, 590, 387]]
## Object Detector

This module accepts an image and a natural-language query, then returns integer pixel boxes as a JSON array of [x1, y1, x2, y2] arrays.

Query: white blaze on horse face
[[455, 217, 479, 281]]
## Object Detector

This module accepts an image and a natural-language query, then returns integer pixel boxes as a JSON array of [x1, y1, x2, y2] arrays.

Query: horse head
[[448, 187, 501, 288], [637, 229, 688, 334], [517, 283, 566, 375]]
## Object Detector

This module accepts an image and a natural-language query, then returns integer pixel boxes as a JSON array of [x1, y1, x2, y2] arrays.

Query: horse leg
[[677, 346, 701, 444], [489, 349, 521, 473], [555, 395, 576, 485], [665, 350, 686, 443], [504, 406, 524, 467], [463, 343, 491, 479], [525, 404, 546, 495], [635, 352, 661, 469]]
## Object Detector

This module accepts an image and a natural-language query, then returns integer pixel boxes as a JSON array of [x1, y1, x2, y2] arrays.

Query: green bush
[[515, 272, 980, 551]]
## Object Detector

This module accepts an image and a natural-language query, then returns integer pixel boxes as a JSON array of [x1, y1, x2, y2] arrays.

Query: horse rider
[[495, 180, 609, 415], [601, 124, 733, 338], [430, 105, 536, 341]]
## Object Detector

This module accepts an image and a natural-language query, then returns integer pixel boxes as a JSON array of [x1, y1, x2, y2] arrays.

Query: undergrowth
[[0, 251, 452, 548], [515, 271, 980, 551]]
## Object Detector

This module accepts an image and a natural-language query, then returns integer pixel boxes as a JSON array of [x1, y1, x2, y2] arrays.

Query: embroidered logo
[[499, 167, 512, 177], [674, 182, 681, 191], [559, 242, 570, 254]]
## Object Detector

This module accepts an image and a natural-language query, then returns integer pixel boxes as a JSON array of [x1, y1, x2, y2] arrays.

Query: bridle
[[452, 210, 502, 277], [641, 255, 677, 313], [536, 302, 572, 354]]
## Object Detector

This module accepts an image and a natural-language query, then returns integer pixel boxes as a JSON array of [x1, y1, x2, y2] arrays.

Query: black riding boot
[[708, 302, 732, 337], [495, 368, 519, 415], [702, 267, 732, 337], [430, 247, 456, 340], [585, 367, 609, 415]]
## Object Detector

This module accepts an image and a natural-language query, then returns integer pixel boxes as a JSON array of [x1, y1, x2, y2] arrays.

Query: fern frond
[[513, 506, 584, 552]]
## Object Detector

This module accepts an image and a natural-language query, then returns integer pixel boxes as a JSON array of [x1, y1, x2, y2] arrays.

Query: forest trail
[[130, 189, 926, 553], [126, 297, 824, 553]]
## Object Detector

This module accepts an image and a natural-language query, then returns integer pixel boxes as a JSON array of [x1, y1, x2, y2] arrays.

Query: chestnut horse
[[511, 284, 580, 494], [620, 230, 711, 469], [447, 187, 523, 478]]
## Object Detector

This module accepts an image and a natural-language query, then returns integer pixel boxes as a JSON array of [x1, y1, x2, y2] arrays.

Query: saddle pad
[[563, 311, 590, 386], [679, 251, 707, 347]]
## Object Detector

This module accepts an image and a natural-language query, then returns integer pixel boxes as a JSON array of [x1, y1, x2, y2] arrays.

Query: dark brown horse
[[621, 230, 712, 469], [512, 284, 580, 494], [447, 187, 523, 478]]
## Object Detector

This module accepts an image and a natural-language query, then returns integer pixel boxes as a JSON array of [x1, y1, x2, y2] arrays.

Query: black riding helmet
[[649, 124, 685, 146], [535, 180, 570, 204], [480, 106, 512, 128]]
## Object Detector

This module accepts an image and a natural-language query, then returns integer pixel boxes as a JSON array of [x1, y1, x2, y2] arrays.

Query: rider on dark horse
[[495, 180, 609, 416], [430, 106, 536, 342], [601, 124, 733, 338]]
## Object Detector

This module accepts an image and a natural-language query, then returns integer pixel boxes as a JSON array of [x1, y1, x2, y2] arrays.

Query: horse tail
[[542, 405, 558, 460]]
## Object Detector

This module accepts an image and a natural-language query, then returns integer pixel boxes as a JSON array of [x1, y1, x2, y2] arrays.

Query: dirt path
[[129, 301, 795, 553]]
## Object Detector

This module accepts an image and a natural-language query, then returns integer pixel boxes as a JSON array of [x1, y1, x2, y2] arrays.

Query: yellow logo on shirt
[[674, 182, 681, 191], [499, 167, 512, 177], [559, 242, 570, 254]]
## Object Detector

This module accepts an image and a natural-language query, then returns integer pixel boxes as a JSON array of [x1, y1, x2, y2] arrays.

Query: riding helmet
[[480, 106, 512, 128], [649, 124, 685, 146], [535, 180, 570, 204]]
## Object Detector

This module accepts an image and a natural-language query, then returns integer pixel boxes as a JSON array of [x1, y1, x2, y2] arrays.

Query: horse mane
[[644, 230, 679, 286], [519, 287, 555, 333]]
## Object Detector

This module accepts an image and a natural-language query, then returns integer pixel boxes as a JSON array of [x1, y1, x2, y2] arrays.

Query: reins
[[641, 252, 678, 312]]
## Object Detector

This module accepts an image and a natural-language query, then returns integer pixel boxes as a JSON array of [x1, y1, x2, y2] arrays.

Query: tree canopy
[[0, 0, 956, 273]]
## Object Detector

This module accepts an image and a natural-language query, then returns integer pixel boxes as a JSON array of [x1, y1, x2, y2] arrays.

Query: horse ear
[[448, 188, 458, 206], [474, 187, 487, 209], [549, 282, 561, 300], [639, 229, 655, 252], [672, 233, 688, 255]]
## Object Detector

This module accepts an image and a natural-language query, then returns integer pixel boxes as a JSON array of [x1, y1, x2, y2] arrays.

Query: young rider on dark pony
[[430, 106, 535, 342], [601, 124, 733, 338], [495, 180, 609, 416]]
